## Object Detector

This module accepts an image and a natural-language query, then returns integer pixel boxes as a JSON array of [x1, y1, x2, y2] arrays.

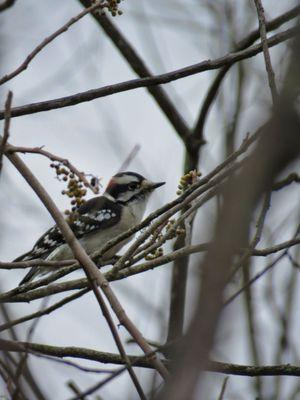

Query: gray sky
[[0, 1, 299, 399]]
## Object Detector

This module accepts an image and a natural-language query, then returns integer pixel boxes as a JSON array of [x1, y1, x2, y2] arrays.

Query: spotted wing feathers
[[15, 196, 120, 263], [14, 226, 64, 262]]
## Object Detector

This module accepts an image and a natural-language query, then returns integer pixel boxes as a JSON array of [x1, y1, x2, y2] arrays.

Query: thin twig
[[11, 298, 47, 400], [0, 301, 46, 400], [80, 0, 191, 144], [254, 0, 278, 103], [67, 381, 86, 400], [117, 144, 141, 172], [0, 259, 75, 269], [230, 192, 271, 279], [7, 144, 99, 193], [226, 224, 300, 307], [4, 338, 300, 378], [0, 1, 108, 86], [89, 285, 147, 400], [217, 377, 229, 400], [66, 368, 125, 400], [273, 250, 299, 398], [192, 4, 300, 138], [0, 91, 13, 174], [224, 252, 286, 307]]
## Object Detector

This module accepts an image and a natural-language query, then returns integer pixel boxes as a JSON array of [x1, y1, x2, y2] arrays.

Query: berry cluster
[[107, 0, 123, 16], [94, 0, 123, 17], [145, 247, 163, 261], [50, 162, 90, 214], [166, 219, 185, 239], [176, 170, 201, 196], [63, 179, 87, 213], [143, 171, 202, 262]]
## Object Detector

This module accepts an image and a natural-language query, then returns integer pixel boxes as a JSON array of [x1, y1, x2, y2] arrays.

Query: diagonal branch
[[0, 1, 108, 86], [8, 144, 99, 194], [79, 0, 190, 144], [253, 0, 278, 103]]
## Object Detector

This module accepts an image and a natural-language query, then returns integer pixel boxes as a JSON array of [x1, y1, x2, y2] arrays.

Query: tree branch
[[8, 144, 99, 194], [3, 339, 300, 378], [79, 0, 191, 144], [254, 0, 278, 103], [161, 56, 300, 399], [0, 91, 12, 174], [0, 1, 108, 86], [0, 27, 296, 121], [193, 4, 300, 139]]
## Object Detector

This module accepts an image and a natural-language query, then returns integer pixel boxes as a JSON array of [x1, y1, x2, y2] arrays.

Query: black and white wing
[[15, 196, 120, 263], [14, 225, 65, 262], [16, 196, 121, 285]]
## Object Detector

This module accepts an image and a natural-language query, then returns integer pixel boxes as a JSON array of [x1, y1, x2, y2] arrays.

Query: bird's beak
[[151, 181, 165, 189], [142, 180, 165, 191]]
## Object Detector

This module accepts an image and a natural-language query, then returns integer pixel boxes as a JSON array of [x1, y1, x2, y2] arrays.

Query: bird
[[15, 171, 165, 285]]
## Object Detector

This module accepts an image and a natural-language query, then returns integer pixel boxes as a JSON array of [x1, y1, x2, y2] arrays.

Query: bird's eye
[[128, 182, 138, 190]]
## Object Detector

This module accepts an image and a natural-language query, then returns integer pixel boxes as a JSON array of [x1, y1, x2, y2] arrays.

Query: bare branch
[[217, 377, 229, 400], [0, 259, 76, 269], [88, 284, 146, 400], [0, 27, 296, 121], [79, 0, 191, 143], [66, 369, 125, 400], [3, 339, 300, 378], [193, 4, 300, 138], [254, 0, 278, 103], [8, 144, 99, 194], [0, 91, 13, 174], [117, 144, 141, 172], [0, 1, 109, 86]]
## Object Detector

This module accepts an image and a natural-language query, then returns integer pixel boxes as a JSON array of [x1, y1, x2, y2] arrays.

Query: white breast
[[46, 199, 148, 262]]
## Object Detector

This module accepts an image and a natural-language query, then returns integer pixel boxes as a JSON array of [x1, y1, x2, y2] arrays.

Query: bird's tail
[[13, 251, 33, 262], [18, 268, 38, 286], [13, 252, 39, 286]]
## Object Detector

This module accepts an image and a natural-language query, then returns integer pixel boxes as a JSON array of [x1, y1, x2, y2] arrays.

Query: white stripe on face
[[112, 174, 141, 185]]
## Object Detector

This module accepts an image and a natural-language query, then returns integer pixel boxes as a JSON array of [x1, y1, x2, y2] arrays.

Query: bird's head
[[104, 171, 165, 205]]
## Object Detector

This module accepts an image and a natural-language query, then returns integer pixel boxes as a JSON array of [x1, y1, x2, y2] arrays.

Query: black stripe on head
[[114, 171, 145, 182]]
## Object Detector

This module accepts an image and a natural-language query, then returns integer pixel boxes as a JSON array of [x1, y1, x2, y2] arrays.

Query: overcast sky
[[0, 1, 299, 399]]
